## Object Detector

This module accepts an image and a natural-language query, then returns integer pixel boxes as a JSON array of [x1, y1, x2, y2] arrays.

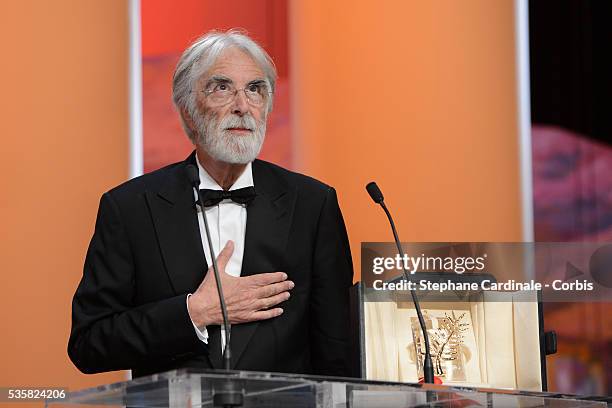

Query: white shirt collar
[[195, 155, 254, 191]]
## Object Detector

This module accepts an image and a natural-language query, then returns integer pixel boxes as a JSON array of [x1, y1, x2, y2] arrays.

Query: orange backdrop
[[0, 0, 128, 392], [291, 0, 523, 277]]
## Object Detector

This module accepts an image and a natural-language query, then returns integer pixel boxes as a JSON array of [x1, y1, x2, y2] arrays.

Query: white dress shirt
[[187, 157, 253, 349]]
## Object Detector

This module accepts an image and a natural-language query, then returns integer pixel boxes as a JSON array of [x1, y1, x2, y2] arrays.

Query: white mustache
[[220, 114, 257, 131]]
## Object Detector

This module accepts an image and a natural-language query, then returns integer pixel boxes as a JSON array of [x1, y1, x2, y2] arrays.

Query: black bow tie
[[198, 186, 256, 207]]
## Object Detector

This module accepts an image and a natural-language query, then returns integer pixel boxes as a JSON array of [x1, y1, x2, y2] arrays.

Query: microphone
[[365, 182, 384, 204], [186, 164, 233, 371], [366, 181, 435, 384]]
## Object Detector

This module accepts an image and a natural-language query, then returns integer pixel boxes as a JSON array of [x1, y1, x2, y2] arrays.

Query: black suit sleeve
[[68, 192, 204, 374], [309, 187, 354, 376]]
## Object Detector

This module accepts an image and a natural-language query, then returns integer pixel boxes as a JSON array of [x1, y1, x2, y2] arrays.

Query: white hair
[[172, 29, 277, 143]]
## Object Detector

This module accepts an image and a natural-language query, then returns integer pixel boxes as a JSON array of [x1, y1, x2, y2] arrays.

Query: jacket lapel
[[145, 154, 208, 295], [145, 153, 216, 368], [228, 159, 297, 369]]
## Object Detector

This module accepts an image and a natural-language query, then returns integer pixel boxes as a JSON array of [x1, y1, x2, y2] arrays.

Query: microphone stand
[[187, 165, 243, 407], [367, 182, 435, 384]]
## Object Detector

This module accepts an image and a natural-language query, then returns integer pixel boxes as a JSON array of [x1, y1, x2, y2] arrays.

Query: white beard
[[194, 111, 266, 164]]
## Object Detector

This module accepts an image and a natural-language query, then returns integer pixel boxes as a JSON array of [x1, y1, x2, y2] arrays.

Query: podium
[[46, 368, 607, 407]]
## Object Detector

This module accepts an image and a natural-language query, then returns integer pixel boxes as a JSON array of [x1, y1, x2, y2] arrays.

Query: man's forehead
[[201, 47, 265, 82]]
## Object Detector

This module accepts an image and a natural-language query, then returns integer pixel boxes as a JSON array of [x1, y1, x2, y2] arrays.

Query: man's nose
[[230, 89, 249, 115]]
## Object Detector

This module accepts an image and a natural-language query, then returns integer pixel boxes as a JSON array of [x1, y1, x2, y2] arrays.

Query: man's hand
[[187, 240, 293, 328]]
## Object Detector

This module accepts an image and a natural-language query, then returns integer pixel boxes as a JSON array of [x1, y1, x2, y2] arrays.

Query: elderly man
[[68, 30, 354, 378]]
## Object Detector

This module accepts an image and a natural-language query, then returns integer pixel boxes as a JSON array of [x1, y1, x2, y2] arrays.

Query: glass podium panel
[[46, 369, 608, 407], [47, 370, 317, 408], [344, 382, 607, 407]]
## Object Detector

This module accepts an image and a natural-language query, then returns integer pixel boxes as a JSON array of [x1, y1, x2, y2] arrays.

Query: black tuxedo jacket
[[68, 154, 354, 378]]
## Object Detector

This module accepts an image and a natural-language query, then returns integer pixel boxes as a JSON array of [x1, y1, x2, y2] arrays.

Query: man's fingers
[[257, 281, 294, 298], [215, 240, 235, 271], [249, 308, 284, 322], [249, 272, 288, 286], [257, 291, 290, 310]]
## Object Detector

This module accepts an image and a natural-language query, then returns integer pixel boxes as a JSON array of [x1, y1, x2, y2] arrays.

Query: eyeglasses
[[203, 80, 271, 107]]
